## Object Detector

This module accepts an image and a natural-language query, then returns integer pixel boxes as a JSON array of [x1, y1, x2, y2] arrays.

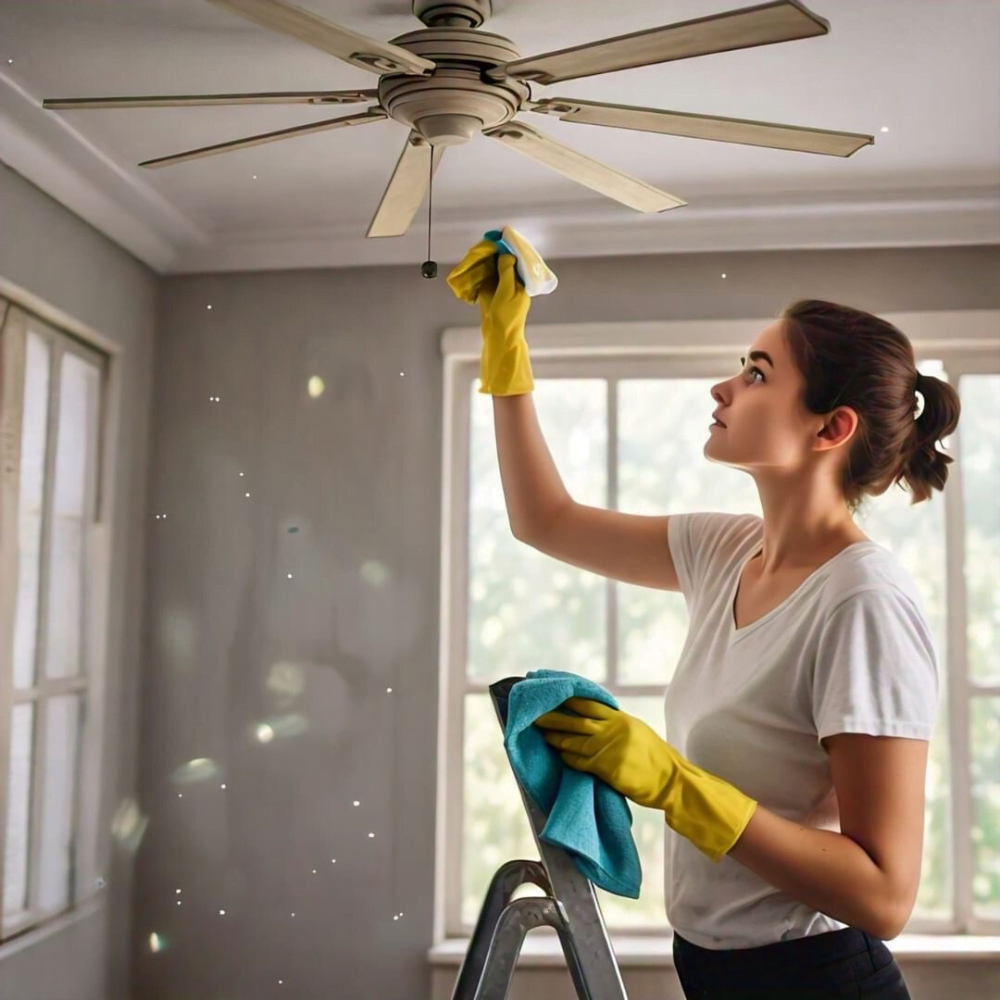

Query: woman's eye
[[739, 358, 765, 383]]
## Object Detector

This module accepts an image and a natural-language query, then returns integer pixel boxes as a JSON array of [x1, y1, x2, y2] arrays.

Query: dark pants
[[672, 927, 911, 999]]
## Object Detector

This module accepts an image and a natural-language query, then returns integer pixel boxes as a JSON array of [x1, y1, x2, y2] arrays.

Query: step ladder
[[450, 676, 629, 1000]]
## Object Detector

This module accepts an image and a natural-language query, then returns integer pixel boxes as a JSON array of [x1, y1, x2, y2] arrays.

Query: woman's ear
[[816, 406, 859, 450]]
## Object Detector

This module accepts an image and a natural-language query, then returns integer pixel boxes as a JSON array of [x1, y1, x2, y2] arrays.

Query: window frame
[[435, 310, 1000, 943], [0, 290, 118, 943]]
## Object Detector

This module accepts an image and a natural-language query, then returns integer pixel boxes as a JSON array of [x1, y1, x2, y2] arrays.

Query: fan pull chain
[[421, 146, 437, 279]]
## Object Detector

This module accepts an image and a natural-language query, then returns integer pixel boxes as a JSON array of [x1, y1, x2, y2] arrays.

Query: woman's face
[[704, 319, 830, 475]]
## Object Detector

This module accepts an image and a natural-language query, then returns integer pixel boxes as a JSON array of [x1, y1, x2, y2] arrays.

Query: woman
[[448, 237, 962, 999]]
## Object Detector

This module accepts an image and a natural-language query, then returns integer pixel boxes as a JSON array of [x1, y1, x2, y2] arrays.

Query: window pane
[[44, 353, 100, 680], [3, 704, 35, 920], [466, 380, 607, 683], [960, 374, 1000, 685], [971, 697, 1000, 920], [594, 696, 667, 928], [617, 379, 761, 686], [856, 360, 950, 919], [13, 333, 50, 690], [38, 695, 81, 913], [462, 693, 536, 929]]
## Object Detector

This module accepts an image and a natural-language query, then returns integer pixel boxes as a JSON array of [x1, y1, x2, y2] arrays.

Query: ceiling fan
[[42, 0, 874, 239]]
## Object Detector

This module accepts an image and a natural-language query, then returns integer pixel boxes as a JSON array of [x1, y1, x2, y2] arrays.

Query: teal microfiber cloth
[[502, 668, 642, 898]]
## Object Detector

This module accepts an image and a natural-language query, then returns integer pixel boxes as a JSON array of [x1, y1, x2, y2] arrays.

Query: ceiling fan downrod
[[412, 0, 492, 29]]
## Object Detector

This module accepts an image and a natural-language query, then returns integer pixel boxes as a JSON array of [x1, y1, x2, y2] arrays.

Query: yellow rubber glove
[[534, 698, 758, 863], [446, 237, 499, 390], [447, 240, 534, 396], [446, 236, 498, 305]]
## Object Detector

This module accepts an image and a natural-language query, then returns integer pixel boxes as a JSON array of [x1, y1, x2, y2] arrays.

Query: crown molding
[[0, 69, 208, 272], [172, 186, 1000, 274], [3, 70, 998, 275]]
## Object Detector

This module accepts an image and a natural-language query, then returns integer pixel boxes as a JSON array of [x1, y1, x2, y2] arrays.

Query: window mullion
[[15, 677, 87, 702], [607, 377, 618, 689], [943, 369, 974, 931], [970, 683, 1000, 698], [0, 303, 27, 932], [25, 340, 63, 918], [69, 342, 103, 909], [447, 363, 474, 937]]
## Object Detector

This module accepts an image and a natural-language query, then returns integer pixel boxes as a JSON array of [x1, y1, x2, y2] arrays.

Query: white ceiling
[[2, 0, 998, 273]]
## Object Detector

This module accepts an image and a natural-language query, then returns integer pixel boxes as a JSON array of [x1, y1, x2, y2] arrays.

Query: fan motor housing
[[380, 28, 529, 146]]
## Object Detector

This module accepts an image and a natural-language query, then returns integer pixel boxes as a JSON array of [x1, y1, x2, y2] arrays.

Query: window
[[440, 314, 1000, 939], [0, 298, 109, 941]]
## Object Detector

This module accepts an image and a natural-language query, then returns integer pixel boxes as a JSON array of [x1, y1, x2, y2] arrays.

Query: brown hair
[[780, 299, 961, 514]]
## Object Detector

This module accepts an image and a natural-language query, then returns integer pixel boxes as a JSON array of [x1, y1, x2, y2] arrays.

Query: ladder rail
[[449, 677, 630, 1000]]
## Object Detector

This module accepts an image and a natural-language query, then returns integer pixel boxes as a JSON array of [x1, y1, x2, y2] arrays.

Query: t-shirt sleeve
[[667, 511, 760, 606], [812, 587, 940, 746]]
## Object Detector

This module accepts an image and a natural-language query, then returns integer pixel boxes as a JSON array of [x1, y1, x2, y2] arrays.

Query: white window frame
[[0, 285, 120, 943], [434, 309, 1000, 944]]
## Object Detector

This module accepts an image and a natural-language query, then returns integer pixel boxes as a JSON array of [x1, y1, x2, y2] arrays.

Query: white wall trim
[[441, 311, 1000, 359], [427, 932, 1000, 968], [0, 894, 104, 963], [0, 276, 122, 357]]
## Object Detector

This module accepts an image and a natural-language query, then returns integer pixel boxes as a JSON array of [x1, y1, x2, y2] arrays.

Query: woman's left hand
[[533, 697, 679, 810], [534, 697, 759, 862]]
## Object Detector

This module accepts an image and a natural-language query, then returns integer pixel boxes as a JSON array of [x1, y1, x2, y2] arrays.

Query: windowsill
[[428, 931, 1000, 968], [0, 894, 104, 962]]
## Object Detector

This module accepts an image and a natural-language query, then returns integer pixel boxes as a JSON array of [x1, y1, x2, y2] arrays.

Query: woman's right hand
[[447, 239, 535, 396]]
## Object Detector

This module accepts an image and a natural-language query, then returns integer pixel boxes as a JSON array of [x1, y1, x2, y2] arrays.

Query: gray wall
[[0, 161, 157, 999], [145, 246, 999, 1000]]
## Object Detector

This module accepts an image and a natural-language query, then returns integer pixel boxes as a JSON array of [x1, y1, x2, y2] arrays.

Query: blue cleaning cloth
[[484, 228, 516, 259], [503, 668, 642, 898]]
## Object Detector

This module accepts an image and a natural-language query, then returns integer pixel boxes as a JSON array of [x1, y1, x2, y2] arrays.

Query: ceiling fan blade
[[367, 132, 445, 238], [206, 0, 435, 76], [139, 108, 387, 168], [499, 0, 828, 85], [529, 97, 873, 157], [483, 120, 685, 213], [43, 90, 378, 110]]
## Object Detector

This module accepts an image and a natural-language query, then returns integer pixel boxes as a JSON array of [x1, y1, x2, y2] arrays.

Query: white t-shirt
[[663, 511, 939, 950]]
